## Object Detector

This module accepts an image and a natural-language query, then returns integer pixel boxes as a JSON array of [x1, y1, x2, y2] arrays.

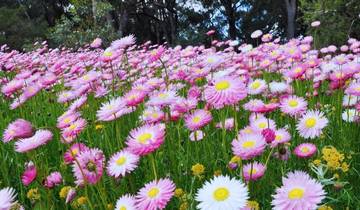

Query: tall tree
[[284, 0, 297, 39]]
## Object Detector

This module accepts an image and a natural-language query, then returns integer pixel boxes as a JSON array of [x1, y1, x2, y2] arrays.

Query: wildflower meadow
[[1, 29, 360, 210]]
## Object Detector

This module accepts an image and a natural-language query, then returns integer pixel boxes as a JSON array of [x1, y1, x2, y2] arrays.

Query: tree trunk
[[92, 0, 97, 24], [220, 0, 237, 40], [284, 0, 296, 39]]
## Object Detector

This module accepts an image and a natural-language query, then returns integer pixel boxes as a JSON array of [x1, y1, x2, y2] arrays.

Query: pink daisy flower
[[271, 128, 291, 148], [3, 119, 33, 143], [107, 150, 140, 178], [57, 111, 81, 129], [96, 97, 132, 121], [231, 133, 266, 160], [141, 107, 165, 124], [184, 109, 212, 131], [126, 124, 165, 156], [296, 110, 328, 139], [243, 99, 265, 112], [204, 76, 247, 109], [63, 143, 89, 164], [250, 117, 276, 132], [61, 118, 87, 141], [44, 172, 62, 188], [243, 162, 266, 181], [135, 178, 175, 210], [294, 143, 317, 158], [72, 148, 104, 185], [280, 96, 307, 117], [15, 129, 53, 153], [345, 82, 360, 96], [271, 171, 326, 210], [124, 90, 146, 107]]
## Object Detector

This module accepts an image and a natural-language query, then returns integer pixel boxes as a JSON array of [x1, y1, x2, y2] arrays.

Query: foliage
[[300, 0, 360, 47]]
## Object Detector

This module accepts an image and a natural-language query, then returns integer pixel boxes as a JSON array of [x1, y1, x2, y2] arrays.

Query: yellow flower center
[[244, 128, 253, 134], [119, 206, 127, 210], [138, 133, 152, 144], [207, 57, 215, 63], [147, 187, 159, 198], [288, 99, 298, 107], [248, 168, 257, 175], [151, 113, 159, 118], [116, 156, 126, 166], [294, 67, 302, 73], [106, 105, 114, 110], [158, 93, 168, 99], [83, 75, 90, 81], [242, 141, 255, 149], [215, 81, 230, 91], [305, 117, 317, 128], [275, 135, 282, 141], [104, 51, 113, 57], [301, 147, 310, 153], [355, 87, 360, 92], [69, 124, 77, 130], [213, 187, 230, 201], [71, 148, 79, 156], [258, 122, 267, 129], [288, 188, 304, 199], [63, 117, 71, 124], [192, 116, 201, 123], [250, 81, 261, 89]]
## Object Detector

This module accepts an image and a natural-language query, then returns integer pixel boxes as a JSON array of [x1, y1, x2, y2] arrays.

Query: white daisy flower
[[107, 150, 140, 178], [296, 110, 328, 139], [247, 79, 267, 95], [115, 194, 137, 210], [342, 109, 357, 122], [195, 175, 249, 210], [0, 187, 17, 210]]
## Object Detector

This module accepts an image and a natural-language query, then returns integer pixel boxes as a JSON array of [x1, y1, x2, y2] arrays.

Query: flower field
[[0, 34, 360, 210]]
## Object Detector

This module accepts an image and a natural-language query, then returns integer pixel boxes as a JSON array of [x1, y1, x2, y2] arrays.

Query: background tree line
[[0, 0, 359, 50]]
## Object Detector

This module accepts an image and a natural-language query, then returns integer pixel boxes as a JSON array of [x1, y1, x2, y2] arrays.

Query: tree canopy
[[0, 0, 359, 50]]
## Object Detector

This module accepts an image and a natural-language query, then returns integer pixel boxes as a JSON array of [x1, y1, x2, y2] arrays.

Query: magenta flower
[[21, 161, 37, 186], [294, 143, 317, 158]]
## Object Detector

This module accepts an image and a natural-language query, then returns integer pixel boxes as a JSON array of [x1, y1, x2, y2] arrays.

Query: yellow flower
[[77, 196, 87, 205], [341, 162, 349, 172], [321, 146, 346, 171], [179, 202, 189, 210], [318, 205, 333, 210], [333, 173, 340, 179], [27, 188, 40, 202], [107, 203, 114, 209], [191, 163, 205, 176], [59, 186, 71, 199], [174, 188, 184, 198], [246, 200, 260, 210], [213, 169, 222, 177], [313, 159, 321, 166], [230, 156, 241, 163], [95, 124, 104, 130]]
